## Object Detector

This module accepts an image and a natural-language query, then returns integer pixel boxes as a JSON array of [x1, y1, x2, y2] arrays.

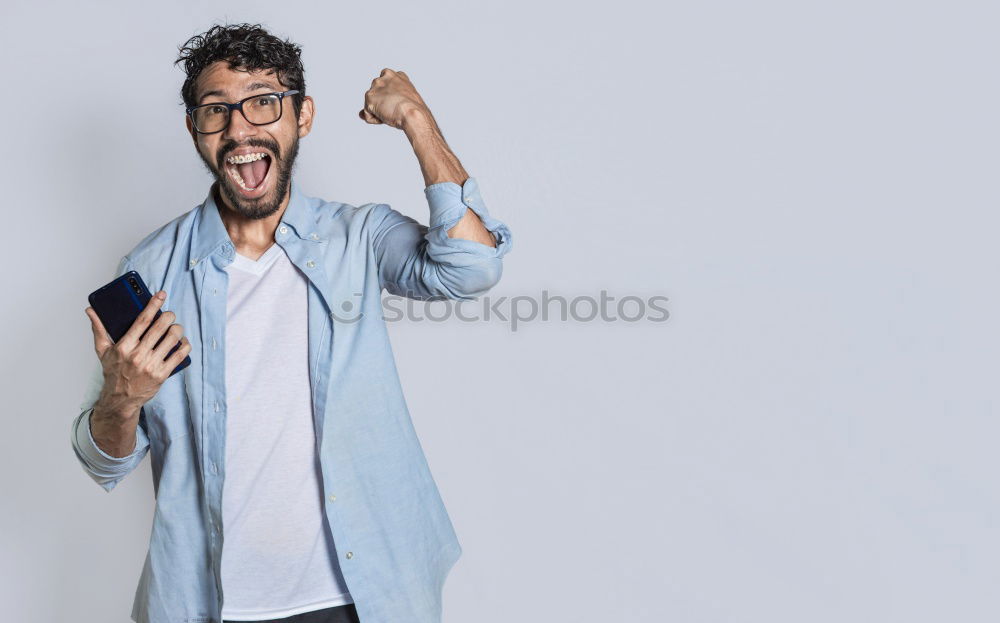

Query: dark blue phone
[[88, 270, 191, 377]]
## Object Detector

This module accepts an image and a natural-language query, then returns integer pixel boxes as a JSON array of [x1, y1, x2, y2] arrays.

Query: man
[[71, 23, 512, 623]]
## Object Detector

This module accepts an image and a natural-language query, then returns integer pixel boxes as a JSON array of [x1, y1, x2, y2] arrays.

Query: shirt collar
[[187, 176, 319, 270]]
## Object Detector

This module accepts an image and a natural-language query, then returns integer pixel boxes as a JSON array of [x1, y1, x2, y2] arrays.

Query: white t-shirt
[[219, 243, 353, 621]]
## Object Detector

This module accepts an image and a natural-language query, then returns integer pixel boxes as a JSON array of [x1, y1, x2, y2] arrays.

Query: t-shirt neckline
[[228, 243, 284, 275]]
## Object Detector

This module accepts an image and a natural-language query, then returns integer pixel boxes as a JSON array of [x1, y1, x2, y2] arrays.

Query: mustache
[[217, 138, 281, 167]]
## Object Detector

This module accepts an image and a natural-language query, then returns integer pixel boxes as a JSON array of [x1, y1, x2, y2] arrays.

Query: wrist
[[402, 105, 436, 137], [94, 393, 142, 422], [89, 405, 140, 459]]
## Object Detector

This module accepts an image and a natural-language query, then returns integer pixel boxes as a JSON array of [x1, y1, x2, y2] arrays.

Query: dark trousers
[[224, 603, 360, 623]]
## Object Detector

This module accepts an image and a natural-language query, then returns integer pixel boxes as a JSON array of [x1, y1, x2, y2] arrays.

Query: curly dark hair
[[175, 23, 306, 118]]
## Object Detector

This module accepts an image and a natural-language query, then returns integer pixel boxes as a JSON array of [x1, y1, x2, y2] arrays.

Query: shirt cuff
[[423, 176, 512, 256], [74, 406, 149, 470]]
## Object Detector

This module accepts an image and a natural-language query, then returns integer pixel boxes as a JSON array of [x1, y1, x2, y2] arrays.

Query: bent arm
[[372, 177, 512, 300], [70, 256, 151, 492], [403, 106, 499, 248]]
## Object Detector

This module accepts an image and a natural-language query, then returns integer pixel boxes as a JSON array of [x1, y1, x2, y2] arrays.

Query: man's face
[[186, 61, 313, 220]]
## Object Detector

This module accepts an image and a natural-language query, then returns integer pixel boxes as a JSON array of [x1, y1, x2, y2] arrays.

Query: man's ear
[[185, 116, 197, 144], [297, 95, 315, 138]]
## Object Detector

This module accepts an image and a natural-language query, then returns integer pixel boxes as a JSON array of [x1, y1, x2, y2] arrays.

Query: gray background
[[1, 0, 997, 621]]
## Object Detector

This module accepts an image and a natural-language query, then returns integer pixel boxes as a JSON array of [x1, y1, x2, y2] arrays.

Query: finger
[[359, 109, 383, 124], [161, 336, 192, 371], [138, 308, 176, 354], [85, 307, 113, 358], [120, 290, 166, 348], [150, 323, 184, 360]]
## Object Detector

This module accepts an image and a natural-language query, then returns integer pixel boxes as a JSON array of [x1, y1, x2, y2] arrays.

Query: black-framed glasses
[[186, 90, 300, 134]]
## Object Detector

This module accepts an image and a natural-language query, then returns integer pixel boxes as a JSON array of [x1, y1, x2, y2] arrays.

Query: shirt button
[[345, 551, 353, 560], [311, 233, 319, 240], [328, 494, 336, 502], [211, 462, 218, 474], [189, 259, 198, 267], [214, 401, 220, 413], [306, 260, 316, 268], [279, 225, 288, 234], [465, 198, 474, 206], [212, 337, 217, 350]]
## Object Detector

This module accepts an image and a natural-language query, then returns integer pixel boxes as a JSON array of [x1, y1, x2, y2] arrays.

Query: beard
[[197, 134, 300, 221]]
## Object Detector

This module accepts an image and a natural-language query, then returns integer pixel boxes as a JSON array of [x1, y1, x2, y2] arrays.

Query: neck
[[214, 182, 291, 260]]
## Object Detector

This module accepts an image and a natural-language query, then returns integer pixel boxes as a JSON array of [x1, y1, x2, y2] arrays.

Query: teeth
[[226, 152, 268, 164], [225, 151, 270, 191]]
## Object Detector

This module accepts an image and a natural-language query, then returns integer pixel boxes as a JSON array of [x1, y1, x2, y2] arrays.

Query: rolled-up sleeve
[[71, 406, 151, 492], [371, 176, 512, 300]]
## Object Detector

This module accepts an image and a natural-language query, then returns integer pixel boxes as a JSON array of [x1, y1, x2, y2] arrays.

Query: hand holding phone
[[85, 272, 192, 418]]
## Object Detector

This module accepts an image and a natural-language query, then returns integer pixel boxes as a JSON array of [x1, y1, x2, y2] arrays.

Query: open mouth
[[224, 151, 273, 196]]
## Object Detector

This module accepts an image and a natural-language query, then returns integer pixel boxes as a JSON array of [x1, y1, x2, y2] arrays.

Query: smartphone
[[88, 270, 191, 377]]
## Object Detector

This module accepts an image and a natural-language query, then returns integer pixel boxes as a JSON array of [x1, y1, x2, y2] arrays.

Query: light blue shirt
[[71, 176, 512, 623]]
